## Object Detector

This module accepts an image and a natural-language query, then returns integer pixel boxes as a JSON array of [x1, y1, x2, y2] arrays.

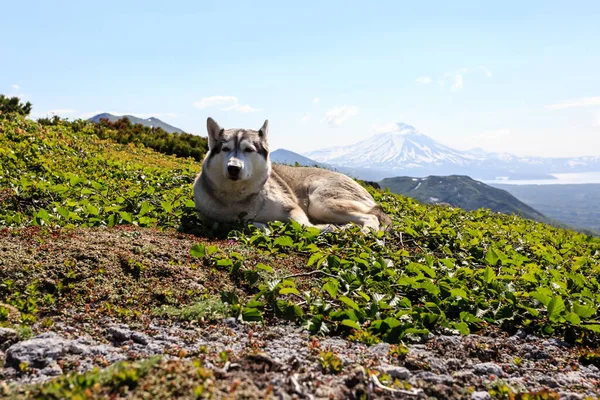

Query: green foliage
[[221, 187, 600, 343], [318, 351, 344, 374], [0, 95, 32, 117], [154, 296, 230, 322], [0, 114, 199, 229], [91, 116, 208, 162], [38, 115, 209, 162], [1, 114, 600, 345], [580, 347, 600, 367], [3, 357, 220, 399]]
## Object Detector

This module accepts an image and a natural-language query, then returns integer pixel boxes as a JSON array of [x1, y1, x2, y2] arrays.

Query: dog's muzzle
[[227, 165, 242, 180]]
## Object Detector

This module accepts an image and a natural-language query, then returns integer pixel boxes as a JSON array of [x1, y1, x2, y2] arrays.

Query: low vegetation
[[0, 95, 32, 118]]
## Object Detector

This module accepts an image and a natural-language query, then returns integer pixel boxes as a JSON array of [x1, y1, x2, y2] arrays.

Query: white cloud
[[11, 84, 20, 90], [323, 105, 359, 127], [193, 96, 238, 109], [452, 74, 464, 91], [193, 95, 257, 112], [371, 121, 415, 134], [301, 114, 311, 123], [416, 76, 432, 85], [221, 104, 258, 113], [313, 97, 320, 103], [546, 97, 600, 110], [435, 66, 491, 91]]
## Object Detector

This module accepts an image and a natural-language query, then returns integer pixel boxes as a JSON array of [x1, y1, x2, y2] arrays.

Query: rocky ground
[[1, 319, 600, 399], [1, 227, 599, 399]]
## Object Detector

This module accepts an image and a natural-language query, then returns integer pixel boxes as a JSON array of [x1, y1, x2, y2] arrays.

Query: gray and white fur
[[193, 118, 391, 232]]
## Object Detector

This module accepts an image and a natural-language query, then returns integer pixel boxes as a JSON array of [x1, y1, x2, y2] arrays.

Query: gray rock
[[536, 374, 559, 388], [367, 342, 390, 358], [107, 326, 132, 342], [586, 364, 599, 373], [414, 371, 455, 385], [436, 335, 462, 347], [524, 349, 550, 360], [131, 332, 149, 345], [471, 391, 491, 400], [0, 327, 18, 349], [39, 362, 63, 377], [557, 392, 584, 400], [525, 334, 539, 342], [473, 362, 503, 377], [89, 344, 113, 356], [514, 329, 527, 339], [6, 332, 70, 368], [147, 343, 163, 353], [428, 358, 449, 374], [542, 338, 570, 348], [378, 364, 411, 380], [224, 317, 237, 327], [557, 371, 586, 387]]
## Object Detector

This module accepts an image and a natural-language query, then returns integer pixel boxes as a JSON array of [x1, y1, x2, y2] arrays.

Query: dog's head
[[204, 117, 270, 182]]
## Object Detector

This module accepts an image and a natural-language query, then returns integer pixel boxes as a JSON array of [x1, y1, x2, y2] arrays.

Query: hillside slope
[[88, 112, 184, 134], [1, 114, 600, 398], [379, 175, 548, 222]]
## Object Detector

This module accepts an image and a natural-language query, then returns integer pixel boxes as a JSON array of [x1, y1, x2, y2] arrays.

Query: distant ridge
[[88, 113, 184, 134], [379, 175, 550, 223], [270, 149, 325, 167]]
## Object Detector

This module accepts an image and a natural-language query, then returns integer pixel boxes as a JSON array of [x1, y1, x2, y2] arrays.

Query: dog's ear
[[258, 120, 269, 140], [206, 117, 223, 149]]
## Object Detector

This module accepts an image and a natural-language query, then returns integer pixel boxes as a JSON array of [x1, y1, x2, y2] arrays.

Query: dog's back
[[271, 164, 391, 230]]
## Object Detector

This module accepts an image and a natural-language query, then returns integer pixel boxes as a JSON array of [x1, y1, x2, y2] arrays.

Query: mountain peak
[[88, 113, 184, 134], [393, 122, 418, 133], [305, 122, 467, 168], [374, 122, 420, 136]]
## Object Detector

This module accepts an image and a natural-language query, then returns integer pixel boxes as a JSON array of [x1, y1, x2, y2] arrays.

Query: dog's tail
[[370, 205, 393, 231]]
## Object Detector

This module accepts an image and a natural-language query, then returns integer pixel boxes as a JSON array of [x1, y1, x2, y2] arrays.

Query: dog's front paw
[[318, 224, 338, 233], [250, 222, 271, 235]]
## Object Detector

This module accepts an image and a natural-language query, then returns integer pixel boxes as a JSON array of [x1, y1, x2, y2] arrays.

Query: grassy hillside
[[1, 114, 600, 397], [379, 175, 549, 223], [493, 183, 600, 235]]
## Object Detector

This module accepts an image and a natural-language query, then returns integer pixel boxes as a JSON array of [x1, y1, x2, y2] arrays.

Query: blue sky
[[2, 0, 600, 157]]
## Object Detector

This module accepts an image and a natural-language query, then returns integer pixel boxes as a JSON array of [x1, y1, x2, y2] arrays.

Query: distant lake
[[482, 171, 600, 185]]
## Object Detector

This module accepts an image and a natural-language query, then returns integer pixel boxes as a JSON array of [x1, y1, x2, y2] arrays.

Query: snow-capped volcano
[[305, 123, 477, 169], [302, 122, 600, 181]]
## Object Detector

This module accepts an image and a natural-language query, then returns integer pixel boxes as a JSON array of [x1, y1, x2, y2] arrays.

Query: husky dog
[[193, 118, 391, 232]]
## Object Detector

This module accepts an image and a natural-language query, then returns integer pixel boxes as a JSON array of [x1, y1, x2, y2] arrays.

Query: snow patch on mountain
[[305, 123, 478, 169]]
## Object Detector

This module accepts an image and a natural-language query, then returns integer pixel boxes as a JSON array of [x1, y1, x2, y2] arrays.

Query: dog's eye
[[244, 148, 255, 153], [222, 147, 231, 152]]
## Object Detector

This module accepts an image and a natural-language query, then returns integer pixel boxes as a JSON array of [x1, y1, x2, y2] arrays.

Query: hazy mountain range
[[88, 113, 184, 134], [300, 123, 600, 181]]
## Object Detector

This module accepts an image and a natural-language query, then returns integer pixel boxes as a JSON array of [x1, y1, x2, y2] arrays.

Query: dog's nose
[[227, 165, 241, 177]]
